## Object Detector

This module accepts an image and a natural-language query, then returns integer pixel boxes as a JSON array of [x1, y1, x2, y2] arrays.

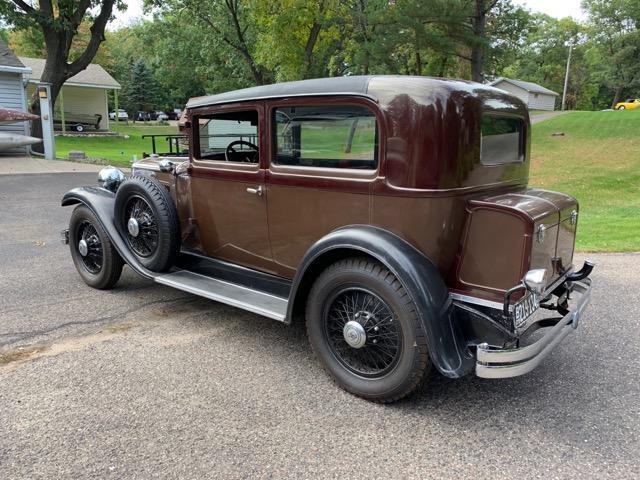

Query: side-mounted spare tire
[[114, 175, 180, 272]]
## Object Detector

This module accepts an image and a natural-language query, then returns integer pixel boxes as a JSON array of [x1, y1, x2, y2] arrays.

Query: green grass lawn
[[55, 123, 179, 167], [530, 110, 640, 252]]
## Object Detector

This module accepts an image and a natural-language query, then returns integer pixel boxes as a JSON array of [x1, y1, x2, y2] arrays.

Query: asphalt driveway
[[0, 172, 638, 479]]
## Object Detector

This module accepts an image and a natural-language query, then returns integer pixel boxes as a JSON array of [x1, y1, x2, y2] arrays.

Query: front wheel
[[306, 258, 431, 403], [69, 205, 123, 289], [618, 105, 626, 110]]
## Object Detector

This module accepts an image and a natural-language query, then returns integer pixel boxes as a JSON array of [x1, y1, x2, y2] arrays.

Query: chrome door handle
[[246, 186, 263, 196]]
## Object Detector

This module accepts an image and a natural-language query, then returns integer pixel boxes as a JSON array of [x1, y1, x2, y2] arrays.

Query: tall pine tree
[[121, 58, 160, 120]]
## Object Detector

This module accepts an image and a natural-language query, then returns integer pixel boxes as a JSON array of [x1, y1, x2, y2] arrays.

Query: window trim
[[190, 104, 263, 170], [479, 113, 526, 166], [268, 98, 381, 178]]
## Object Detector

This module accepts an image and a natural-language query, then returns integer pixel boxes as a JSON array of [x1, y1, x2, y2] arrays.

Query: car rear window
[[273, 105, 377, 169], [480, 115, 525, 165]]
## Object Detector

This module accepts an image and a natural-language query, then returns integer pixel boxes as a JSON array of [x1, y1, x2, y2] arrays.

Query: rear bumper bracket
[[476, 278, 591, 379]]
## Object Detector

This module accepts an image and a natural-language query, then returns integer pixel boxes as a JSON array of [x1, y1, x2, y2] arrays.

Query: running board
[[155, 270, 288, 321]]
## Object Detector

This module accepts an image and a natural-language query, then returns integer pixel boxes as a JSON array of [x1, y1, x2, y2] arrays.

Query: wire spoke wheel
[[77, 220, 103, 274], [123, 195, 159, 257], [323, 288, 402, 378]]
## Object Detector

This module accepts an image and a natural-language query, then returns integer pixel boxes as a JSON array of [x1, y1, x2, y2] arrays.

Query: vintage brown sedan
[[61, 76, 593, 402]]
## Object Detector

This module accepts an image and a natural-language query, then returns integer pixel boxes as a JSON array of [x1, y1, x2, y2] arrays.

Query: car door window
[[273, 105, 377, 169], [197, 110, 259, 163]]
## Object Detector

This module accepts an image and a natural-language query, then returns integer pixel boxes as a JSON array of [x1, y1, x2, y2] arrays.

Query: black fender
[[62, 186, 155, 280], [287, 225, 475, 378]]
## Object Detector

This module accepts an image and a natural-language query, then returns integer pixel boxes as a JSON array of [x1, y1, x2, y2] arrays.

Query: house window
[[273, 105, 377, 169], [480, 115, 525, 165]]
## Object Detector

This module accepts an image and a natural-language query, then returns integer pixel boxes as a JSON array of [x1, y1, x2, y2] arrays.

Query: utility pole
[[562, 43, 573, 111]]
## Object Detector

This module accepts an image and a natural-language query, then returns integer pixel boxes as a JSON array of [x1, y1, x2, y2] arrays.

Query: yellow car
[[615, 98, 640, 110]]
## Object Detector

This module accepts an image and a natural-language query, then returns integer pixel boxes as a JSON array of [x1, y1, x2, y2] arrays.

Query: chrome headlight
[[523, 269, 548, 295], [98, 166, 125, 192]]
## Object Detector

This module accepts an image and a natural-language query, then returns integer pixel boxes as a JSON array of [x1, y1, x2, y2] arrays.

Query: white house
[[0, 39, 32, 154], [489, 78, 559, 111], [20, 56, 120, 130]]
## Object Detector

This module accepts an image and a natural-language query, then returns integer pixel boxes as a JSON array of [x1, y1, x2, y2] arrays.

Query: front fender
[[62, 187, 154, 279], [288, 225, 474, 378]]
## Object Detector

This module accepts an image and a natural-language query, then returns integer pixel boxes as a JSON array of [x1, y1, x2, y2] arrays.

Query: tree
[[150, 0, 271, 85], [0, 1, 124, 111], [120, 58, 161, 118], [582, 0, 640, 107], [468, 0, 499, 81], [253, 0, 347, 81], [7, 21, 115, 71]]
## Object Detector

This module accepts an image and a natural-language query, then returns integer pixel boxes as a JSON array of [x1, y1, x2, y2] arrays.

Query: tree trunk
[[611, 85, 623, 109], [471, 0, 487, 82], [303, 22, 322, 79], [344, 118, 359, 153], [438, 56, 448, 77]]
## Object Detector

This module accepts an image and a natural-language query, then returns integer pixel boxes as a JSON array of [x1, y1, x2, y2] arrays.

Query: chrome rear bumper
[[476, 279, 591, 379]]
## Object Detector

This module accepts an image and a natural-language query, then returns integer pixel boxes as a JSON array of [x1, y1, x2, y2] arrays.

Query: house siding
[[527, 92, 556, 111], [492, 81, 529, 105], [0, 71, 29, 154], [491, 80, 556, 111]]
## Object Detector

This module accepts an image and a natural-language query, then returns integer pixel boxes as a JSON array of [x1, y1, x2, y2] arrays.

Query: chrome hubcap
[[127, 217, 140, 237], [78, 239, 88, 257], [343, 320, 367, 349]]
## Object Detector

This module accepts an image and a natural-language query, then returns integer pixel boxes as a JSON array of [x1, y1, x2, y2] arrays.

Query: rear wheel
[[306, 258, 431, 403], [69, 205, 123, 289], [618, 105, 626, 110]]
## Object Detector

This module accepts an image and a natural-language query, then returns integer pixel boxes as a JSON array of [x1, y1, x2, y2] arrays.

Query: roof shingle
[[489, 77, 559, 96], [0, 39, 28, 69], [19, 57, 120, 89]]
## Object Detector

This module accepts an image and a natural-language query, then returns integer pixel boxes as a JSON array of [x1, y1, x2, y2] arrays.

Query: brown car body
[[63, 75, 593, 389], [138, 76, 574, 303]]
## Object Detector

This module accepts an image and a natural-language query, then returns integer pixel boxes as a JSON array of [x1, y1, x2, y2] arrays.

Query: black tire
[[74, 124, 84, 132], [306, 257, 431, 403], [114, 175, 180, 272], [618, 105, 625, 110], [69, 205, 123, 289]]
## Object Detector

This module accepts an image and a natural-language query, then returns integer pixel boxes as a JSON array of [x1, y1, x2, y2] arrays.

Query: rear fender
[[62, 187, 154, 279], [288, 225, 474, 378]]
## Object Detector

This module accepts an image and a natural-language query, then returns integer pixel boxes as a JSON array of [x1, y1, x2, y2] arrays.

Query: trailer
[[54, 112, 102, 132]]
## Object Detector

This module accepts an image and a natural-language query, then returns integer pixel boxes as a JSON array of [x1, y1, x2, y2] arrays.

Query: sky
[[110, 0, 587, 29], [512, 0, 586, 20]]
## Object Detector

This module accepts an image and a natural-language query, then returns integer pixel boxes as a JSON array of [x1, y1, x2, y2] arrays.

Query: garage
[[489, 77, 559, 111], [20, 56, 120, 131]]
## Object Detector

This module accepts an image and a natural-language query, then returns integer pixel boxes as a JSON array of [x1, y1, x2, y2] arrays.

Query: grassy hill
[[530, 110, 640, 252]]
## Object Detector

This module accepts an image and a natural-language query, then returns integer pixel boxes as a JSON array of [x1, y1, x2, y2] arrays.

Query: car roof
[[185, 75, 500, 109], [186, 76, 373, 108]]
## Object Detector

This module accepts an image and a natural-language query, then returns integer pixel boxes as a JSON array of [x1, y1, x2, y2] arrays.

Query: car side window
[[273, 105, 377, 169], [196, 110, 259, 163], [480, 115, 525, 166]]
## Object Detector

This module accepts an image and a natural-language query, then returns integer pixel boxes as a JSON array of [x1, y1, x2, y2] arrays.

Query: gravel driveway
[[0, 172, 638, 479]]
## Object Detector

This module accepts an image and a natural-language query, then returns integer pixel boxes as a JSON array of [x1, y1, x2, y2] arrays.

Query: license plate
[[514, 292, 538, 327]]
